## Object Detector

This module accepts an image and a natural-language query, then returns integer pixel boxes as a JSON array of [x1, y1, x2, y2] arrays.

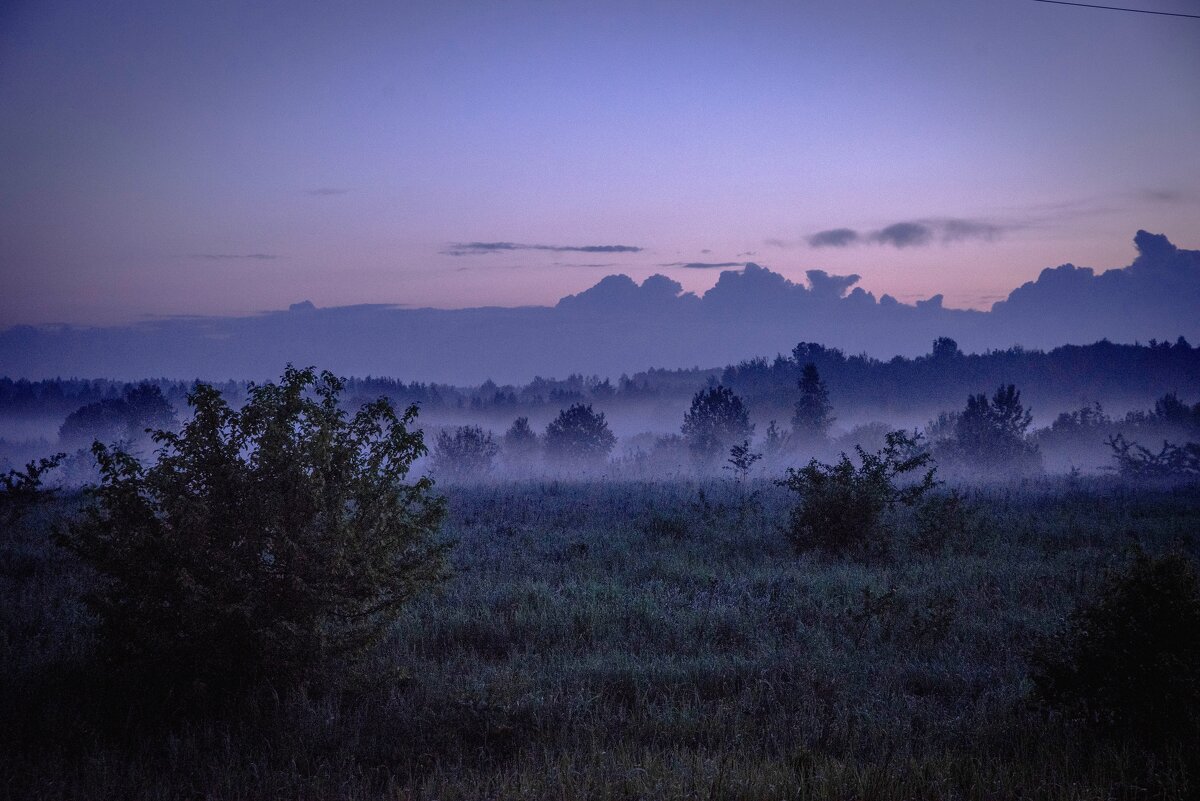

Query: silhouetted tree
[[792, 362, 834, 440], [432, 425, 500, 480], [503, 416, 539, 458], [724, 440, 762, 482], [764, 420, 788, 457], [681, 385, 754, 463], [544, 403, 616, 465], [941, 384, 1041, 475], [58, 382, 176, 450], [931, 336, 962, 360]]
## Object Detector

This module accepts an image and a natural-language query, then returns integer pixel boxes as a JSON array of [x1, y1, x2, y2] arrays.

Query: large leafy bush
[[59, 366, 448, 692], [543, 403, 616, 465], [778, 430, 936, 556]]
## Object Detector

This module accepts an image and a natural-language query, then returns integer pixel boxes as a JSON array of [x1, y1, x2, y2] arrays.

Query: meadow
[[3, 476, 1198, 800]]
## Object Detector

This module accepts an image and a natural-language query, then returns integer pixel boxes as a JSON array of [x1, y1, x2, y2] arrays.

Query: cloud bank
[[3, 232, 1195, 385]]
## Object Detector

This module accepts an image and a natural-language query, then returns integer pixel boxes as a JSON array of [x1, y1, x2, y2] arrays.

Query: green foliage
[[792, 362, 834, 440], [57, 366, 448, 692], [778, 430, 937, 555], [433, 425, 501, 480], [1030, 550, 1200, 738], [681, 385, 754, 462], [543, 403, 616, 465]]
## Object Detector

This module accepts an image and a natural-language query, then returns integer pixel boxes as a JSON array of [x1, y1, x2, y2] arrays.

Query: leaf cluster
[[778, 430, 937, 556], [57, 366, 448, 693]]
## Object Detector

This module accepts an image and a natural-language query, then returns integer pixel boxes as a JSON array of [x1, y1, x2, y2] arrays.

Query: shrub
[[58, 366, 448, 694], [1, 454, 63, 524], [433, 425, 501, 480], [503, 416, 540, 459], [544, 403, 616, 465], [937, 384, 1041, 477], [1030, 551, 1200, 738], [777, 430, 936, 556], [1107, 434, 1200, 479], [58, 382, 176, 451]]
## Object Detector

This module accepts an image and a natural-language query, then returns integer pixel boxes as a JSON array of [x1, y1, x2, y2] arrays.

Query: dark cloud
[[659, 261, 745, 269], [190, 253, 280, 260], [806, 218, 1008, 249], [700, 249, 712, 254], [870, 222, 933, 248], [807, 228, 860, 248], [1141, 188, 1198, 204], [443, 241, 643, 256], [940, 218, 1003, 242], [307, 187, 349, 196]]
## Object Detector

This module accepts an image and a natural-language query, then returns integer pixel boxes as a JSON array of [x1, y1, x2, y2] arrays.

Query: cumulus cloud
[[443, 241, 643, 256], [805, 269, 861, 298], [805, 217, 1008, 248], [190, 253, 280, 260]]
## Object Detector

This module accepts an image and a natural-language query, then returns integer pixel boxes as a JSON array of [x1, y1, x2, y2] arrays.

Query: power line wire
[[1032, 0, 1200, 19]]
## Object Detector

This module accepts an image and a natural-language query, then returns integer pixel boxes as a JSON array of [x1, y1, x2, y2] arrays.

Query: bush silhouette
[[681, 385, 754, 464], [778, 430, 936, 556], [58, 366, 448, 694], [543, 403, 616, 465], [1030, 550, 1200, 739], [58, 382, 176, 451], [503, 416, 539, 455], [433, 425, 500, 480], [939, 384, 1041, 476]]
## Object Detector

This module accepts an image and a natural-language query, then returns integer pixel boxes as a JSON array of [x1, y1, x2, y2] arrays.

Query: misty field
[[3, 476, 1198, 801]]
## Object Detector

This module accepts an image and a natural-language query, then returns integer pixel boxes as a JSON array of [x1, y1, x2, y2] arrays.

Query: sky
[[1, 0, 1198, 327]]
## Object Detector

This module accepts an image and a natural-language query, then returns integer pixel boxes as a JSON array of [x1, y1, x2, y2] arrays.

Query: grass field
[[3, 477, 1198, 800]]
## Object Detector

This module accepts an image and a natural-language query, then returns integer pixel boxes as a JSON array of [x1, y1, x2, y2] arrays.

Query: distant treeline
[[2, 336, 1197, 422]]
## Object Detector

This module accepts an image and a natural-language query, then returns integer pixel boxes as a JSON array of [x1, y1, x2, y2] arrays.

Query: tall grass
[[2, 478, 1197, 800]]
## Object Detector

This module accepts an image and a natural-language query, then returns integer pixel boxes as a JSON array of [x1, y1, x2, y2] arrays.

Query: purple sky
[[1, 0, 1198, 326]]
